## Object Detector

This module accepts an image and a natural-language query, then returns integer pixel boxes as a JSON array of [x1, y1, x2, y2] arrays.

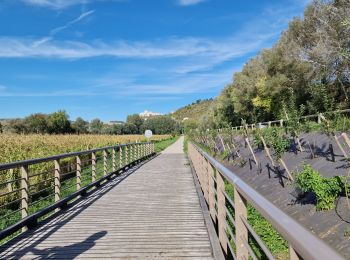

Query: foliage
[[171, 98, 214, 122], [1, 110, 181, 135], [225, 183, 288, 258], [142, 115, 180, 135], [154, 136, 179, 153], [183, 136, 188, 153], [72, 117, 89, 134], [282, 89, 305, 137], [89, 118, 104, 134], [200, 0, 349, 128], [247, 205, 289, 258], [219, 149, 230, 161], [122, 123, 138, 134], [126, 114, 144, 133], [295, 164, 343, 210], [252, 129, 263, 148], [47, 111, 72, 134], [3, 119, 27, 134], [24, 113, 49, 134], [263, 128, 291, 160]]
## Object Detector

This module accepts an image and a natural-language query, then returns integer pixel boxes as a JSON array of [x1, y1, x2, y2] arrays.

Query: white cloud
[[32, 10, 94, 47], [177, 0, 206, 6], [21, 0, 125, 9], [50, 10, 94, 35], [21, 0, 88, 9], [0, 34, 270, 61]]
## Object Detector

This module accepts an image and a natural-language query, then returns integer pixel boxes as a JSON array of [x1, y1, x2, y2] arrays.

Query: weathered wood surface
[[0, 137, 214, 259]]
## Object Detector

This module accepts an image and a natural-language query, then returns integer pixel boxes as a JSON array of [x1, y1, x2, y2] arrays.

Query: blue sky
[[0, 0, 309, 121]]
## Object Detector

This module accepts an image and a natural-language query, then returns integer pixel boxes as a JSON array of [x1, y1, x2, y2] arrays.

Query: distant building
[[139, 110, 162, 118], [106, 120, 124, 126], [182, 117, 189, 121]]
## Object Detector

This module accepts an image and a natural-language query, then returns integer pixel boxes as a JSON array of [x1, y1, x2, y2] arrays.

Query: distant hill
[[171, 99, 214, 122]]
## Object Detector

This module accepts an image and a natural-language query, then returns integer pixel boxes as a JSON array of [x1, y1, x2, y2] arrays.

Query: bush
[[295, 165, 343, 210], [263, 128, 291, 160]]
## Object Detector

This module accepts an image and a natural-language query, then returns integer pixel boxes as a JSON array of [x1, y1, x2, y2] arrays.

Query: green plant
[[183, 136, 188, 153], [264, 128, 291, 160], [225, 183, 288, 259], [252, 129, 263, 148], [220, 149, 230, 160], [154, 136, 179, 153], [295, 165, 343, 210]]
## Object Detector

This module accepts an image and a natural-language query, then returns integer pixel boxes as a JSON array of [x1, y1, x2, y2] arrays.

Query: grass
[[183, 136, 188, 153], [225, 183, 288, 259], [154, 136, 179, 153]]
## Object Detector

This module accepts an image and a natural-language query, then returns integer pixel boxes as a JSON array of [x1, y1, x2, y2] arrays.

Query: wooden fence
[[188, 142, 344, 260]]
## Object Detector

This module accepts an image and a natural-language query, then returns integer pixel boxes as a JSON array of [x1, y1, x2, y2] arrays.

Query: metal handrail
[[189, 142, 344, 260]]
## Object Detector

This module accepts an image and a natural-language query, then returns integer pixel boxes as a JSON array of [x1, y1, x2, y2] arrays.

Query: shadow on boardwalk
[[29, 231, 107, 260]]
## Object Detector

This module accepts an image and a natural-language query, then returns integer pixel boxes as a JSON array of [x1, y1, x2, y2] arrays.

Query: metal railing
[[0, 141, 155, 241], [188, 142, 344, 260]]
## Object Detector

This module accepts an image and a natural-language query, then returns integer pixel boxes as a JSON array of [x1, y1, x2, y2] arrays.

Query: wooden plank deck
[[0, 136, 215, 259]]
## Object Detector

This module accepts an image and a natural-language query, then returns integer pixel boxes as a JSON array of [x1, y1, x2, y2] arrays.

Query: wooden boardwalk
[[0, 137, 216, 259]]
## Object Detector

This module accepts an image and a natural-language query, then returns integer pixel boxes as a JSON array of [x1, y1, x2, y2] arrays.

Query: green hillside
[[171, 99, 214, 122]]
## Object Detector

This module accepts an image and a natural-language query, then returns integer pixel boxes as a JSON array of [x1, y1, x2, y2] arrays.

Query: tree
[[47, 111, 72, 134], [101, 124, 123, 135], [122, 123, 138, 134], [142, 115, 180, 135], [72, 117, 89, 134], [204, 0, 349, 127], [0, 122, 2, 133], [24, 113, 49, 134], [89, 119, 104, 134], [4, 119, 27, 134], [126, 114, 144, 134]]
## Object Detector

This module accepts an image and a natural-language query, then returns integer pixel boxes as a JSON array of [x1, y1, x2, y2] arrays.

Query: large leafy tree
[[89, 119, 104, 134], [126, 114, 144, 134], [72, 117, 89, 134], [207, 0, 350, 127], [47, 111, 72, 134], [24, 113, 49, 134], [142, 116, 180, 135]]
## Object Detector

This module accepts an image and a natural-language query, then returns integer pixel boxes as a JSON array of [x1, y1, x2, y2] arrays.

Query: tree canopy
[[201, 0, 350, 129]]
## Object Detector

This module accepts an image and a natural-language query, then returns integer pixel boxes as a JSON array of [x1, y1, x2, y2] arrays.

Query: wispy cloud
[[21, 0, 126, 9], [21, 0, 90, 9], [0, 34, 271, 61], [50, 10, 94, 35], [32, 10, 94, 47], [177, 0, 206, 6]]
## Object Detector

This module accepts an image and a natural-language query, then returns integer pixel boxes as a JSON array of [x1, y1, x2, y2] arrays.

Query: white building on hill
[[139, 110, 162, 118]]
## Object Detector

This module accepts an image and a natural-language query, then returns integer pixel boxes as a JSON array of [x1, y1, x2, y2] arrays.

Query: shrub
[[264, 128, 291, 160], [295, 165, 343, 210]]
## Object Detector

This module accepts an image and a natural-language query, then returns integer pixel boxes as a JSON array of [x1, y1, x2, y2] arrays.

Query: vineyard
[[189, 115, 350, 258], [0, 134, 170, 164]]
